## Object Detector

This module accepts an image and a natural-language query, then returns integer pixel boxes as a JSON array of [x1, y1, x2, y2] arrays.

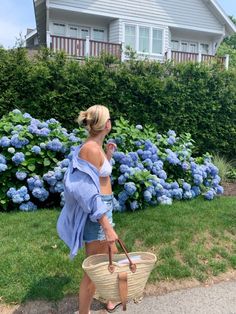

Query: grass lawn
[[0, 196, 236, 304]]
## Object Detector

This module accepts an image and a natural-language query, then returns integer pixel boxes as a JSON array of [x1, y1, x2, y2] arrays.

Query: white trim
[[208, 0, 236, 34], [48, 3, 227, 36], [25, 29, 37, 40], [123, 22, 165, 56]]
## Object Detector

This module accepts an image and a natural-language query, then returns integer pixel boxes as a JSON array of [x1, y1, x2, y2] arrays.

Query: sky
[[0, 0, 235, 49]]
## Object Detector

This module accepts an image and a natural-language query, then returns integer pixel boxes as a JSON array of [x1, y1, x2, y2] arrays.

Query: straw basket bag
[[82, 239, 157, 311]]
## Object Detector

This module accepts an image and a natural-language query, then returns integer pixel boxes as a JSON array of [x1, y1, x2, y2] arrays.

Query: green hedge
[[0, 48, 235, 158]]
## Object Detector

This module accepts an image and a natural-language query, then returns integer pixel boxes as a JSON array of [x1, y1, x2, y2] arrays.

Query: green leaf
[[44, 158, 51, 166], [27, 164, 36, 171]]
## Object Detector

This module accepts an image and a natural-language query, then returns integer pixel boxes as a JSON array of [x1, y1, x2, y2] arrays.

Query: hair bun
[[82, 118, 87, 126]]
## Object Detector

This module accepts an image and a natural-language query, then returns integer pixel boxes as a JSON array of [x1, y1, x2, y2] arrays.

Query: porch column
[[224, 54, 229, 70], [85, 36, 90, 57], [167, 48, 172, 61], [46, 31, 51, 49], [121, 42, 125, 62], [197, 51, 202, 63]]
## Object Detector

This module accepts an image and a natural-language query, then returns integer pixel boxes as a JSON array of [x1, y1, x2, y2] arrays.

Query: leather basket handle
[[108, 239, 137, 273]]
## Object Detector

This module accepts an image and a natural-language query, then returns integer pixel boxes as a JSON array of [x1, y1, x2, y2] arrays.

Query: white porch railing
[[50, 35, 122, 60]]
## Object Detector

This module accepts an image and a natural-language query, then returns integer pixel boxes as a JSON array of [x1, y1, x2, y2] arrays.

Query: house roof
[[25, 29, 37, 40], [208, 0, 236, 35]]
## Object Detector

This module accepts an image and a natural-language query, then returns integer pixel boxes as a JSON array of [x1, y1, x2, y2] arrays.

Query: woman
[[57, 105, 119, 314]]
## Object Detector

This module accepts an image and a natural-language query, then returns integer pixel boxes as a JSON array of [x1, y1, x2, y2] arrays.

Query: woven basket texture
[[82, 252, 157, 302]]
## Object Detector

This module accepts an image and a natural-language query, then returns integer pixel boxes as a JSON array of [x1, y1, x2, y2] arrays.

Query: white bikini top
[[99, 157, 112, 177]]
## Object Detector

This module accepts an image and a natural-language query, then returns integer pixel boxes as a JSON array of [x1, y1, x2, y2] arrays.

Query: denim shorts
[[83, 194, 115, 243]]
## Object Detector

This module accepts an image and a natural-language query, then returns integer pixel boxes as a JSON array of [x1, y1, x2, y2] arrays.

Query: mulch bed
[[222, 181, 236, 196]]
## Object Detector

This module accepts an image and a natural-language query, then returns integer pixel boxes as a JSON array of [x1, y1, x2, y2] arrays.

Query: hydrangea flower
[[129, 200, 139, 211], [31, 145, 41, 154], [0, 164, 8, 172], [7, 147, 15, 154], [204, 189, 215, 200], [16, 171, 27, 181], [158, 195, 172, 205], [0, 154, 7, 164], [32, 187, 49, 202], [124, 182, 137, 196], [0, 136, 11, 147], [12, 152, 25, 165], [7, 186, 30, 204], [19, 201, 37, 211]]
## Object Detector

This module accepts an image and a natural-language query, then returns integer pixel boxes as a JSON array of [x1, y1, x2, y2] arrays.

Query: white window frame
[[200, 43, 209, 54], [123, 23, 164, 56], [80, 27, 90, 39], [50, 21, 107, 42], [181, 41, 188, 52], [68, 25, 79, 38], [92, 28, 105, 42], [152, 28, 163, 54], [124, 24, 137, 51], [171, 38, 211, 54], [139, 26, 150, 53], [52, 22, 66, 36], [189, 42, 198, 53], [171, 40, 180, 51]]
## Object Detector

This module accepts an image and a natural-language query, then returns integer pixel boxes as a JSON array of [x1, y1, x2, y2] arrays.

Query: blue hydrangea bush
[[0, 109, 83, 211], [110, 117, 224, 211], [0, 111, 223, 212]]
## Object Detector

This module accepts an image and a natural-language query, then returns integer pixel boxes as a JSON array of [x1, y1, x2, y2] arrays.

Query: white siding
[[49, 0, 223, 33], [109, 19, 120, 43]]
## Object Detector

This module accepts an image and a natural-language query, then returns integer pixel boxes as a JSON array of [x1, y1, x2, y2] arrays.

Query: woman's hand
[[105, 142, 117, 160], [105, 227, 118, 243]]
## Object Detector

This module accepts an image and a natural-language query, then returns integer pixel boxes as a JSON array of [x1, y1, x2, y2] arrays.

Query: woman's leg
[[79, 240, 118, 314], [79, 272, 95, 314]]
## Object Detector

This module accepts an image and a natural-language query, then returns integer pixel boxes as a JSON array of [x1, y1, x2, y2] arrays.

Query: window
[[125, 25, 136, 50], [53, 23, 66, 36], [152, 29, 162, 54], [200, 43, 209, 54], [181, 42, 188, 52], [125, 24, 163, 55], [139, 27, 150, 52], [189, 43, 198, 53], [93, 29, 105, 41], [81, 28, 89, 39], [68, 26, 78, 38], [171, 40, 179, 51]]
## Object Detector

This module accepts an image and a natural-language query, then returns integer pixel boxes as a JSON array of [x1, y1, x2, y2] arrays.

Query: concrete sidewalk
[[90, 279, 236, 314], [2, 279, 236, 313]]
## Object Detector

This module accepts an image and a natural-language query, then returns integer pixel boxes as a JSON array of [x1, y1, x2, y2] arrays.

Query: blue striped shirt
[[57, 145, 108, 259]]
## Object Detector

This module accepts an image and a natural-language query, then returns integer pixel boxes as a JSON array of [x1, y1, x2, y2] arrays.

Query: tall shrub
[[0, 48, 235, 158]]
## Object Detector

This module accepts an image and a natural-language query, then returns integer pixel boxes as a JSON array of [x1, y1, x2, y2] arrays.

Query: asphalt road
[[90, 279, 236, 314]]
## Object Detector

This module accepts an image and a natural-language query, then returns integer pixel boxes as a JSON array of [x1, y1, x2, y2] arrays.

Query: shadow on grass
[[23, 275, 71, 301], [12, 275, 72, 313], [12, 275, 105, 314]]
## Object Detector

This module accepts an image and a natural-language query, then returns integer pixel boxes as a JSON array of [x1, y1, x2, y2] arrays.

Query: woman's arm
[[99, 214, 118, 243]]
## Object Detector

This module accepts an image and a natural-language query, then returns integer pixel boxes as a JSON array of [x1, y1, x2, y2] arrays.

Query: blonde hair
[[77, 105, 110, 136]]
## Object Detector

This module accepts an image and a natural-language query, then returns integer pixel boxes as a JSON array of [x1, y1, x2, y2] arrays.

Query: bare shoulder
[[79, 142, 103, 169]]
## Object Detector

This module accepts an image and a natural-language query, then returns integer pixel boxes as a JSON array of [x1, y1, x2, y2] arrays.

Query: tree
[[217, 16, 236, 67]]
